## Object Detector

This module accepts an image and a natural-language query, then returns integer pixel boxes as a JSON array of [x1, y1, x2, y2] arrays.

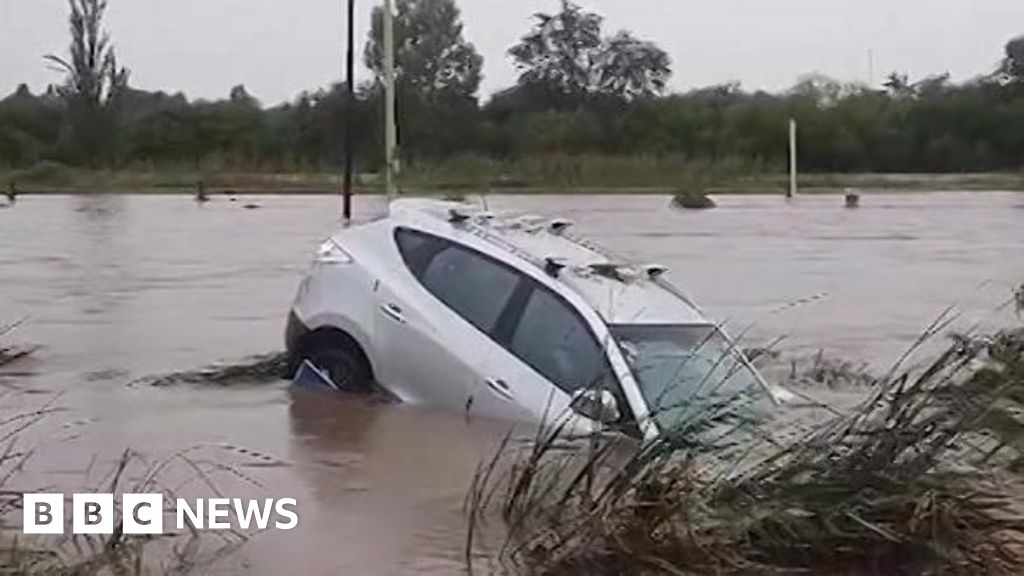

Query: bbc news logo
[[23, 494, 299, 534]]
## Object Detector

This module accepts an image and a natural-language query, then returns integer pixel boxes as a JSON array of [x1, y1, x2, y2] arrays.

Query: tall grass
[[468, 303, 1024, 575], [400, 154, 766, 192], [0, 384, 276, 574], [1, 447, 259, 575], [6, 158, 1024, 193]]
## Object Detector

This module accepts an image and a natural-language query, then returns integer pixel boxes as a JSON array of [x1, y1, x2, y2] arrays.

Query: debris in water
[[84, 368, 130, 382], [0, 318, 36, 368], [292, 360, 340, 392], [671, 190, 716, 210], [133, 352, 290, 387], [0, 346, 37, 368], [195, 180, 209, 203]]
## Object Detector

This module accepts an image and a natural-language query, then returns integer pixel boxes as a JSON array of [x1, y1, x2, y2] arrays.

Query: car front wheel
[[301, 337, 374, 393]]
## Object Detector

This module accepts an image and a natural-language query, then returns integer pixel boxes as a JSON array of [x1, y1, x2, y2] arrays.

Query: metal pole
[[383, 0, 397, 204], [342, 0, 356, 222], [788, 119, 798, 199]]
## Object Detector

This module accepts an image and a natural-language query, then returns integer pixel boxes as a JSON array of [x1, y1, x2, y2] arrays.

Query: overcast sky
[[2, 0, 1023, 104]]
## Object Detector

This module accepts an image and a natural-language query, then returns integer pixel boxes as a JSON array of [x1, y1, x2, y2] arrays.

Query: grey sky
[[2, 0, 1023, 105]]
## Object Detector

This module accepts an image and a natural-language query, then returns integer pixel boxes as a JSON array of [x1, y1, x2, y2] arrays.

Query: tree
[[509, 1, 671, 104], [364, 0, 483, 101], [1002, 35, 1024, 83], [0, 85, 63, 167], [788, 74, 849, 107], [364, 0, 483, 160], [914, 72, 952, 97], [44, 0, 129, 164], [596, 31, 671, 101], [883, 72, 914, 98], [509, 1, 604, 101]]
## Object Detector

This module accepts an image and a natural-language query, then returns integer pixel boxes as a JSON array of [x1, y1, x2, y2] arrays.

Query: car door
[[474, 280, 639, 435], [374, 228, 523, 412]]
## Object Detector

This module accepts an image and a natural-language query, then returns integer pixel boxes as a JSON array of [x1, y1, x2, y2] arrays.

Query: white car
[[286, 199, 792, 440]]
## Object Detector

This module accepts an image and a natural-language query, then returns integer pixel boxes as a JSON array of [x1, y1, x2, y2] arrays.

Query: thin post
[[342, 0, 356, 222], [788, 118, 798, 198], [383, 0, 398, 204]]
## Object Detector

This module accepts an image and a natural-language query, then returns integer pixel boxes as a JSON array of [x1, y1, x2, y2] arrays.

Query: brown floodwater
[[0, 192, 1021, 574]]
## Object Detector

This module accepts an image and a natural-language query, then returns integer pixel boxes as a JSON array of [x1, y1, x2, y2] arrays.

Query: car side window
[[395, 228, 444, 277], [395, 228, 522, 335], [509, 285, 616, 397]]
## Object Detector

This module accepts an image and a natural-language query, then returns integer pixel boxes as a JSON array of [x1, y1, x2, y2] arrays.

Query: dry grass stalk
[[469, 319, 1024, 576], [0, 394, 277, 574]]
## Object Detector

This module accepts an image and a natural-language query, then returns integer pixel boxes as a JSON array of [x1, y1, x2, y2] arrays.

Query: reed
[[0, 390, 276, 574], [468, 309, 1024, 575]]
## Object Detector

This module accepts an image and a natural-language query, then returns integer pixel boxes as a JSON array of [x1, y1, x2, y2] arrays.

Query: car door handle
[[485, 378, 515, 402], [380, 303, 406, 324]]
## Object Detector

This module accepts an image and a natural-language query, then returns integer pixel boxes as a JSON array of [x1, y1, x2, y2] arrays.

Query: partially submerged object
[[195, 180, 209, 203], [0, 319, 36, 368], [671, 191, 716, 210], [292, 359, 341, 392], [286, 199, 791, 440]]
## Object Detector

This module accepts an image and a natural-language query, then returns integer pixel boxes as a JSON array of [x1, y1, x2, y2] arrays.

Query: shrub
[[671, 190, 716, 209]]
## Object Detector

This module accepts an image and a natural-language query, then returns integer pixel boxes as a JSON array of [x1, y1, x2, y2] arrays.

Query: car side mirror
[[570, 389, 621, 425]]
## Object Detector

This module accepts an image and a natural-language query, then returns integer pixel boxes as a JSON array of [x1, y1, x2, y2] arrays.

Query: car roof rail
[[588, 263, 633, 282], [549, 218, 574, 235], [643, 264, 670, 278], [545, 257, 569, 278], [448, 207, 472, 224]]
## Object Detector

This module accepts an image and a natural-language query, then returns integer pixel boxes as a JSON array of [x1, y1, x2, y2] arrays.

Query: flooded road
[[0, 192, 1021, 574]]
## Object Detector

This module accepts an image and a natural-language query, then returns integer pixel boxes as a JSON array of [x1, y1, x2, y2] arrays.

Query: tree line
[[2, 0, 1024, 175]]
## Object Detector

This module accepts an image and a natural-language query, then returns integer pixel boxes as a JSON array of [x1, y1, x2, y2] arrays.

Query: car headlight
[[315, 238, 353, 265]]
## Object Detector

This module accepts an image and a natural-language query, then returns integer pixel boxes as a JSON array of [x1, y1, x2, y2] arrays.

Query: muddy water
[[0, 192, 1021, 574]]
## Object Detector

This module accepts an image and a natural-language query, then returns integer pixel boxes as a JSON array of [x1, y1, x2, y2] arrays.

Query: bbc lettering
[[23, 494, 299, 534]]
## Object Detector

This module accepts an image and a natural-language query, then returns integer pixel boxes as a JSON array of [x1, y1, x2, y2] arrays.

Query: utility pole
[[342, 0, 356, 222], [383, 0, 398, 205], [788, 119, 798, 199]]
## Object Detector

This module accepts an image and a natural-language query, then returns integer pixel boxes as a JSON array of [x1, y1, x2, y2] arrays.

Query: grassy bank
[[3, 157, 1024, 195]]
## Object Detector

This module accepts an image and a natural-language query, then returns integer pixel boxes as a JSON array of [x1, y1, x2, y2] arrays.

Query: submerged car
[[286, 199, 793, 440]]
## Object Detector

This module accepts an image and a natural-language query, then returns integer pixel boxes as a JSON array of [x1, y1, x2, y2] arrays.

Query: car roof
[[387, 199, 709, 326]]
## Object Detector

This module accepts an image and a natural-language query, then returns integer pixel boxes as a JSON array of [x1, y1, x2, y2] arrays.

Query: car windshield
[[611, 324, 768, 432]]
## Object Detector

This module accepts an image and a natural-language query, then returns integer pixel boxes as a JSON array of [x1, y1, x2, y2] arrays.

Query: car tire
[[302, 340, 374, 393]]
